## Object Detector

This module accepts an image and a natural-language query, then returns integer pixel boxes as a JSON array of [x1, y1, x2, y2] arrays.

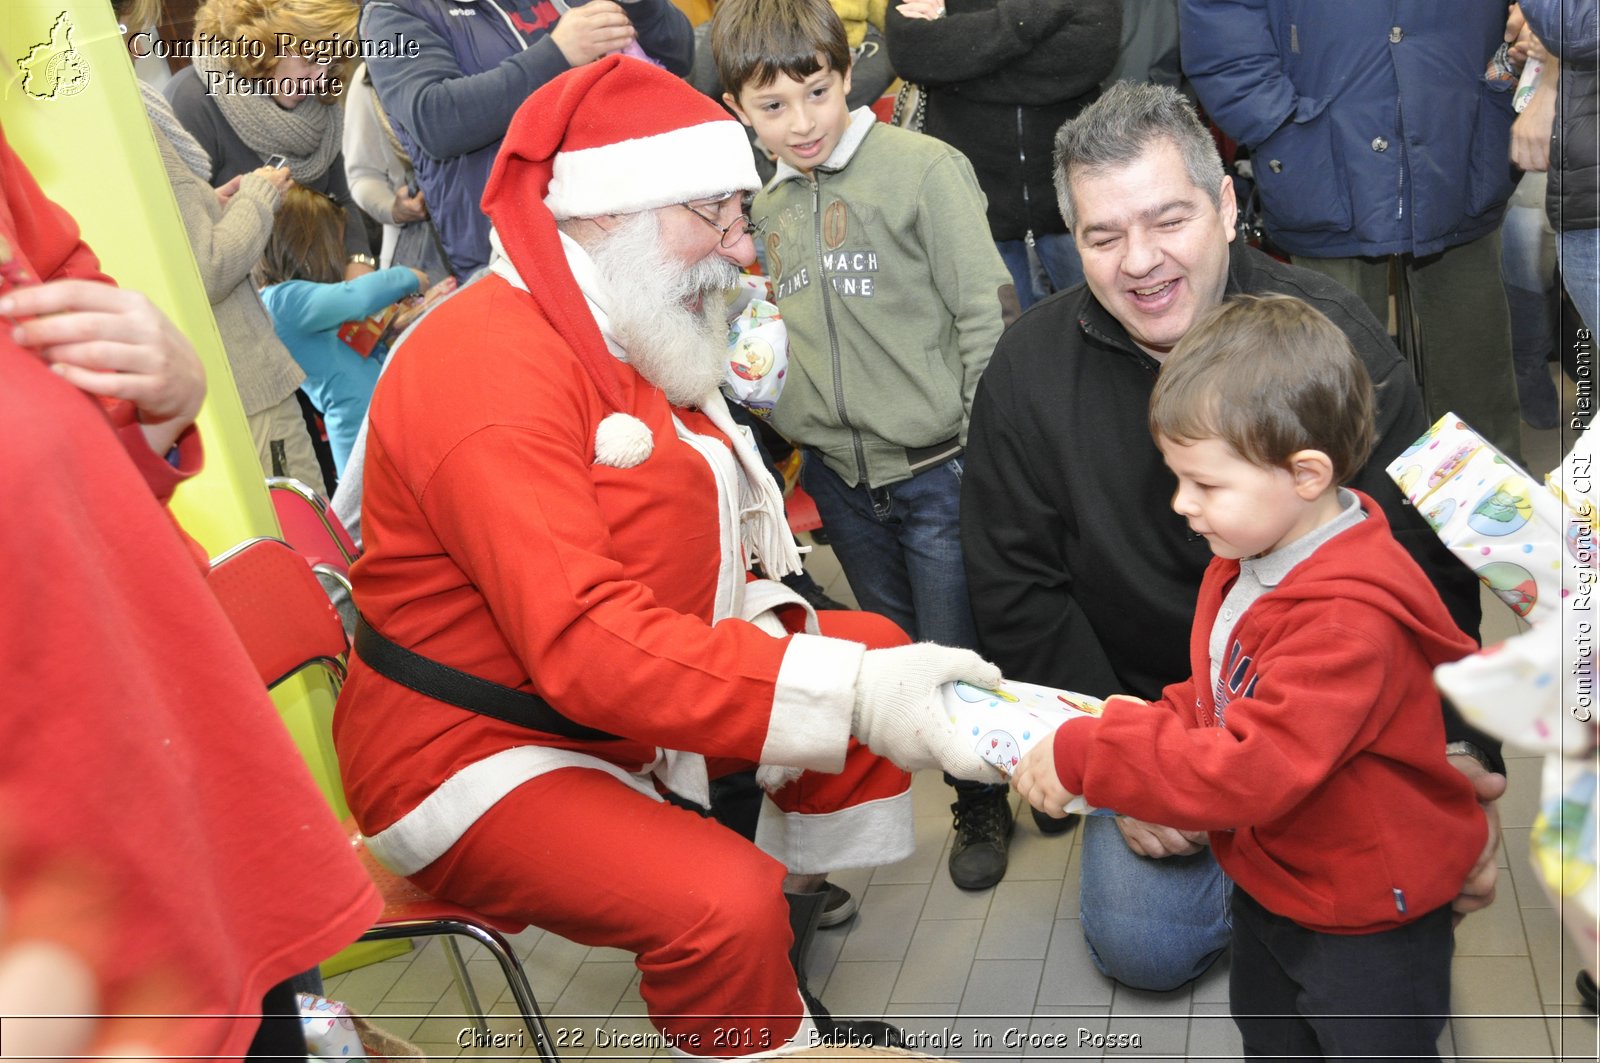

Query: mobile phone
[[265, 153, 289, 170]]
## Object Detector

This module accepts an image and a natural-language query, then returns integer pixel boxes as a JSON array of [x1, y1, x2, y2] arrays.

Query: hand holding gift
[[941, 678, 1105, 813], [721, 274, 787, 416]]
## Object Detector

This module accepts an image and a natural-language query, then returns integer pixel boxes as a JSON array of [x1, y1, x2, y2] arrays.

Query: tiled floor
[[324, 388, 1599, 1061]]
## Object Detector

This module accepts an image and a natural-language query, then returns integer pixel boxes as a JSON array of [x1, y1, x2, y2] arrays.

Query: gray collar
[[770, 108, 878, 189], [1240, 487, 1364, 587]]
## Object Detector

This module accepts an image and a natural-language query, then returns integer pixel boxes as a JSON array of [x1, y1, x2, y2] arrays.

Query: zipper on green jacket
[[813, 175, 868, 485]]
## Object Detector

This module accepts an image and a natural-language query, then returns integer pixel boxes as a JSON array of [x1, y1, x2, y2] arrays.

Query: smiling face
[[725, 62, 853, 177], [1158, 435, 1329, 561], [1070, 139, 1237, 359]]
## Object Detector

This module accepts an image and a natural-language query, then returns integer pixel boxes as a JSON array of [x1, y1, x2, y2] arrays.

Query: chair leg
[[359, 920, 561, 1062], [442, 936, 489, 1037], [473, 928, 561, 1063]]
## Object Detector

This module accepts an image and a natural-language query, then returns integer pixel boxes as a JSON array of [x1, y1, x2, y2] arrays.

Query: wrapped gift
[[336, 303, 401, 359], [941, 678, 1102, 812], [721, 274, 787, 416], [1434, 590, 1593, 753], [1417, 427, 1599, 958], [1530, 758, 1599, 942], [1386, 414, 1572, 624], [298, 994, 367, 1060]]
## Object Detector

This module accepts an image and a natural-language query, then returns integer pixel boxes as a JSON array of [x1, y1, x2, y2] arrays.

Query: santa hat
[[480, 56, 760, 413]]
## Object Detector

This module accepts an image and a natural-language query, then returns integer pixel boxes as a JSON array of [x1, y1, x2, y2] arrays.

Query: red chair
[[266, 477, 360, 574], [205, 537, 560, 1061], [266, 477, 360, 633]]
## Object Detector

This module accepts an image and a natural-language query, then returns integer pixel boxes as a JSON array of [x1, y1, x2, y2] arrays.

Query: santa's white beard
[[589, 212, 739, 407]]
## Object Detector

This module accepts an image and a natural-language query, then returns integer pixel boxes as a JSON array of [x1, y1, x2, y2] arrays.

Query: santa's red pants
[[409, 610, 912, 1057]]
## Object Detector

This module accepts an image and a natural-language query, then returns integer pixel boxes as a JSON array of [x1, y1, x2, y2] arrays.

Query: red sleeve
[[1059, 608, 1404, 832], [1053, 684, 1196, 793], [0, 122, 114, 285], [0, 124, 205, 502]]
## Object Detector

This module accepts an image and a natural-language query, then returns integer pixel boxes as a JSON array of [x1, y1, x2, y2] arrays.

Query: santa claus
[[333, 55, 1002, 1057]]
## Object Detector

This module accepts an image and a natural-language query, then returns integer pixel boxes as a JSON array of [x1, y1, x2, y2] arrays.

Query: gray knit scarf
[[139, 79, 212, 179], [191, 50, 343, 183]]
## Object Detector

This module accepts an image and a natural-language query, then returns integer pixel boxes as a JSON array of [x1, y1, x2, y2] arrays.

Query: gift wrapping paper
[[942, 679, 1102, 813], [1387, 415, 1572, 624]]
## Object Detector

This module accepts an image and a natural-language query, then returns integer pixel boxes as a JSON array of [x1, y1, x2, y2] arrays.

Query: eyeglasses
[[683, 194, 764, 248]]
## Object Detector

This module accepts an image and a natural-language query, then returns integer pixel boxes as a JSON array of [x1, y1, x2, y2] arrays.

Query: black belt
[[353, 616, 621, 742], [905, 437, 963, 475]]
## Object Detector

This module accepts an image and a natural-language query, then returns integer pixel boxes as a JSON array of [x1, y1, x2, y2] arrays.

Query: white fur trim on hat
[[545, 121, 761, 220], [594, 412, 654, 468]]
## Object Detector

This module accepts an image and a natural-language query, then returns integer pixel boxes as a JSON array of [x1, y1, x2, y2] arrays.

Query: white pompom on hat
[[480, 56, 761, 420]]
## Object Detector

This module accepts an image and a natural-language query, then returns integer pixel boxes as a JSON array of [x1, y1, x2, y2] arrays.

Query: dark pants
[[1229, 889, 1453, 1062], [245, 978, 309, 1061]]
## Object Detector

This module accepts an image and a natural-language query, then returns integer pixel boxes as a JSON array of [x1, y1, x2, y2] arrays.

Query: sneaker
[[1030, 804, 1079, 836], [947, 789, 1014, 890], [1579, 970, 1598, 1014], [815, 881, 858, 928]]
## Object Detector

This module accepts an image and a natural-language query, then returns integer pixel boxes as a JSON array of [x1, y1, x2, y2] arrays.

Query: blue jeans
[[800, 453, 977, 650], [1561, 227, 1600, 335], [1078, 813, 1233, 990], [996, 232, 1084, 312], [1501, 201, 1561, 426]]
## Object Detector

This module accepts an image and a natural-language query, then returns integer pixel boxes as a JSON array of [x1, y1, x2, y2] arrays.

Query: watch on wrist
[[347, 253, 377, 269], [1444, 740, 1494, 772]]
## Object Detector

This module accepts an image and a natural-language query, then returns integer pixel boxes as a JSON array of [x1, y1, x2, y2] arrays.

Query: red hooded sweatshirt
[[1053, 492, 1485, 934]]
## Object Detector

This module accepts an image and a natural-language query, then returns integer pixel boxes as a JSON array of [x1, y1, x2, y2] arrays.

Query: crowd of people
[[2, 0, 1595, 1057]]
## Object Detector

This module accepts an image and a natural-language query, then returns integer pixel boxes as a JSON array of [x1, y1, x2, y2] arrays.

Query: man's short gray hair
[[1053, 82, 1226, 232]]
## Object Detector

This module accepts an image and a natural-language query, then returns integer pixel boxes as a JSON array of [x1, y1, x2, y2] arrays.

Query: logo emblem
[[19, 13, 91, 100], [764, 232, 782, 280], [822, 201, 848, 251]]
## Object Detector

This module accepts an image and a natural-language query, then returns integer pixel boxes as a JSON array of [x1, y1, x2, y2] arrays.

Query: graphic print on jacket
[[1212, 638, 1260, 725]]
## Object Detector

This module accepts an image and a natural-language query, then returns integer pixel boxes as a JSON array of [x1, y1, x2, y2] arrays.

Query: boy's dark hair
[[1149, 294, 1377, 484], [711, 0, 850, 101]]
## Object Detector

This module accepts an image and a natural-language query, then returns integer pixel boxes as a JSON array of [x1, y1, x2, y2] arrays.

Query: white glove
[[851, 643, 1004, 781]]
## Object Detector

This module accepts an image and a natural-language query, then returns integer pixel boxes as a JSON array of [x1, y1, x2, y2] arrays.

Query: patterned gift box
[[721, 274, 787, 416], [941, 679, 1102, 812], [1415, 427, 1599, 934], [1387, 414, 1572, 624]]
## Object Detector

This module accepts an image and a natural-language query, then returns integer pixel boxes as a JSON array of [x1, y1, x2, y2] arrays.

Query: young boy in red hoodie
[[1013, 293, 1486, 1059]]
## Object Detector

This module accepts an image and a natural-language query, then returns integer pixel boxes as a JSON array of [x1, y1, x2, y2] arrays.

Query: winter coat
[[1180, 0, 1519, 258], [885, 0, 1121, 241]]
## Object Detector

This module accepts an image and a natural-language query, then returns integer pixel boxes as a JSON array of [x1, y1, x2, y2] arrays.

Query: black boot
[[784, 886, 827, 973], [783, 888, 905, 1049], [948, 786, 1015, 890]]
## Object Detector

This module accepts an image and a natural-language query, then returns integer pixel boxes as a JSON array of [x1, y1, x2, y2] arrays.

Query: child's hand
[[1011, 732, 1079, 819]]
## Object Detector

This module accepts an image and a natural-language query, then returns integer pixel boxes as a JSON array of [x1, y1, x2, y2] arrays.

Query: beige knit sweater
[[153, 127, 305, 416]]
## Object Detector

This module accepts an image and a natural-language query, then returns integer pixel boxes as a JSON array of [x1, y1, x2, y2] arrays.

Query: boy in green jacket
[[712, 0, 1021, 890]]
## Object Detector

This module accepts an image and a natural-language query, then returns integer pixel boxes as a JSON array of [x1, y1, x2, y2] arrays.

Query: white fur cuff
[[755, 764, 805, 793], [594, 412, 653, 468]]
